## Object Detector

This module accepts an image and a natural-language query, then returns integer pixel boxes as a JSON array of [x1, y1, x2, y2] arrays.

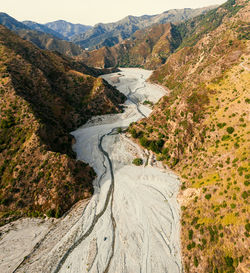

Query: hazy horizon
[[1, 0, 226, 26]]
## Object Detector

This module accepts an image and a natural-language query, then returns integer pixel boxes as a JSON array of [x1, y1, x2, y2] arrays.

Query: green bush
[[55, 207, 62, 218], [217, 122, 226, 128], [205, 194, 211, 200], [139, 137, 151, 148], [132, 158, 143, 166], [224, 256, 234, 267], [46, 209, 56, 218], [194, 256, 199, 267], [241, 191, 248, 199], [130, 128, 142, 138], [245, 223, 250, 232], [222, 135, 231, 141], [188, 229, 194, 240], [226, 127, 235, 134]]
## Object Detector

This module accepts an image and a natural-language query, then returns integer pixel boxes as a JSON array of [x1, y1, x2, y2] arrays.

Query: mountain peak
[[45, 20, 92, 40]]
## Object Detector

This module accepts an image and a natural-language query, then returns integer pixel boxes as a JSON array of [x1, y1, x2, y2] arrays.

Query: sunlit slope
[[129, 0, 250, 271]]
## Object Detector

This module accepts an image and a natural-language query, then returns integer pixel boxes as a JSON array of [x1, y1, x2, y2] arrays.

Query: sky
[[1, 0, 226, 26]]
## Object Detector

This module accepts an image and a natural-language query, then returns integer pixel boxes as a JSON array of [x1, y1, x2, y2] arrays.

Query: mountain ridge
[[78, 22, 182, 69], [0, 13, 86, 57], [22, 20, 66, 40], [0, 25, 125, 225], [72, 5, 217, 49]]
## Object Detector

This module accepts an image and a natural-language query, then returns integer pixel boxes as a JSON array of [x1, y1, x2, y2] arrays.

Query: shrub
[[55, 207, 62, 218], [172, 157, 179, 166], [130, 128, 139, 138], [188, 229, 193, 240], [205, 194, 211, 200], [132, 158, 143, 166], [222, 135, 230, 141], [217, 122, 226, 128], [149, 141, 162, 153], [194, 256, 199, 267], [162, 147, 169, 155], [139, 137, 150, 148], [245, 223, 250, 232], [226, 127, 235, 134], [46, 209, 56, 218], [202, 238, 207, 245], [241, 191, 248, 199], [244, 181, 249, 186], [224, 256, 234, 267]]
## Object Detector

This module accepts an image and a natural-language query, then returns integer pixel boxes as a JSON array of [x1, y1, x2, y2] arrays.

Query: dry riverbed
[[0, 68, 182, 273]]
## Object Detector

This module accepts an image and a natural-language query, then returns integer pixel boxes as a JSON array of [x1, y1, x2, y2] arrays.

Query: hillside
[[0, 25, 126, 226], [129, 0, 250, 272], [72, 6, 216, 50], [79, 22, 182, 69], [45, 20, 92, 40]]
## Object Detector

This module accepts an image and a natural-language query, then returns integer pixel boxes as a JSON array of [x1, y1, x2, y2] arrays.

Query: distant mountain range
[[0, 13, 87, 56], [0, 6, 217, 54], [72, 6, 217, 49]]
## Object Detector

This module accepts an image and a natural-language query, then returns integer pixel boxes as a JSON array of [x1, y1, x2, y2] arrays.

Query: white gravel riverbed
[[0, 68, 182, 273]]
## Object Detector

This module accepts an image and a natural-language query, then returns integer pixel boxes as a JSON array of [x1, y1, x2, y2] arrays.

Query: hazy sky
[[1, 0, 226, 25]]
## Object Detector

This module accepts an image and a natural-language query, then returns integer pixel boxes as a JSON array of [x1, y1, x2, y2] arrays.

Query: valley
[[0, 0, 249, 272], [1, 69, 182, 273]]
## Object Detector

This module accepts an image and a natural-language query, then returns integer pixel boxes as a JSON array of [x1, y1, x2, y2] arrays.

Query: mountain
[[0, 25, 125, 225], [0, 12, 30, 31], [79, 22, 182, 69], [72, 6, 217, 50], [128, 0, 249, 272], [45, 20, 92, 40], [16, 29, 85, 57], [0, 13, 85, 57], [22, 20, 65, 40]]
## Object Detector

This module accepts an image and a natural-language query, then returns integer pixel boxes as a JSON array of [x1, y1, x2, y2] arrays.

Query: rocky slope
[[129, 0, 250, 272], [45, 20, 92, 40], [0, 25, 126, 226], [72, 6, 217, 50]]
